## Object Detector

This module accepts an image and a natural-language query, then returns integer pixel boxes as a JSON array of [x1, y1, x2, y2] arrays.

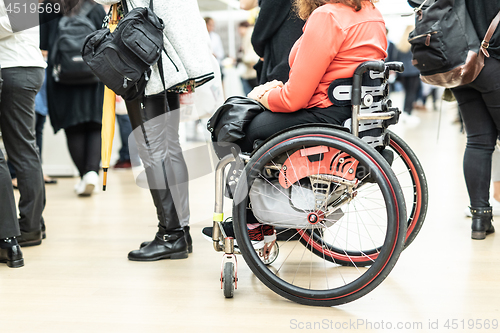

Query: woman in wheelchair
[[241, 0, 386, 152], [251, 0, 386, 245], [204, 0, 388, 260]]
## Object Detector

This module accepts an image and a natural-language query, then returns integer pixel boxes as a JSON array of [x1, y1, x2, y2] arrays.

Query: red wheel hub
[[307, 211, 325, 224]]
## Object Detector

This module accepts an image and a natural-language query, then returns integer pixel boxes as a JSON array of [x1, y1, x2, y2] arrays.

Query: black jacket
[[251, 0, 304, 84]]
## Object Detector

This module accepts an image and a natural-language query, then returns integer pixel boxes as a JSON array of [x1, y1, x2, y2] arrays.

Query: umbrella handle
[[110, 4, 119, 26]]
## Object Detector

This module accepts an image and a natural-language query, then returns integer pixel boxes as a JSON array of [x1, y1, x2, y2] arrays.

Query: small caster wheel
[[259, 242, 279, 265], [223, 261, 235, 298]]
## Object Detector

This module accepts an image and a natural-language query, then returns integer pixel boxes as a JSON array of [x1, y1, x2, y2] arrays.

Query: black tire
[[232, 127, 406, 306], [223, 261, 235, 298], [386, 130, 428, 249]]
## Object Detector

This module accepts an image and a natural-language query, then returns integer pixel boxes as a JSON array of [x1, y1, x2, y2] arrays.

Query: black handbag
[[207, 96, 266, 158], [81, 0, 165, 100]]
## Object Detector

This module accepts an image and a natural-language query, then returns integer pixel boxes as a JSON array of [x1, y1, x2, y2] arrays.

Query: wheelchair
[[209, 60, 428, 306]]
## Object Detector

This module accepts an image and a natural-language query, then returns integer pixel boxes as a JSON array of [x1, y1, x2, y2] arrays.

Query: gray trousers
[[0, 67, 45, 237], [125, 92, 189, 230]]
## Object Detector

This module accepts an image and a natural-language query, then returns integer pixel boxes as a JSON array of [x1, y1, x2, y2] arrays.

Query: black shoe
[[471, 206, 495, 240], [202, 221, 265, 249], [202, 221, 235, 242], [140, 226, 192, 253], [129, 228, 188, 261], [17, 230, 42, 247], [0, 238, 24, 268]]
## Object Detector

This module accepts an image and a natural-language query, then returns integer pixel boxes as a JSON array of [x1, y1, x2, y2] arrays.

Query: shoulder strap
[[480, 10, 500, 57]]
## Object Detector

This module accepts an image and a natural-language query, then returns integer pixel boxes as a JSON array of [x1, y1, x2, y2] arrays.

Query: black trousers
[[125, 92, 189, 231], [399, 75, 421, 114], [0, 67, 45, 237], [452, 56, 500, 208], [64, 121, 101, 178], [238, 104, 352, 152]]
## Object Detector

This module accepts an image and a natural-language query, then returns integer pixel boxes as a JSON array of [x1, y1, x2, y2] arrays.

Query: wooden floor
[[3, 95, 500, 333]]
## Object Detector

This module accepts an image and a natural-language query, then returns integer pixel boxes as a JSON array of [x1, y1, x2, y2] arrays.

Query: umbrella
[[101, 4, 119, 191]]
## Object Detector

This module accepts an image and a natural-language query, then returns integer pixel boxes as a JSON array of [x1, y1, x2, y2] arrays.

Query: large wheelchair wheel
[[232, 127, 406, 306]]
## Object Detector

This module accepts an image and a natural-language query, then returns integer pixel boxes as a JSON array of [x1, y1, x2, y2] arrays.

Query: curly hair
[[294, 0, 378, 20]]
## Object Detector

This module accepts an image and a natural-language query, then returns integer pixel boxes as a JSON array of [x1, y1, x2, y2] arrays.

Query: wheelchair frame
[[209, 60, 427, 305]]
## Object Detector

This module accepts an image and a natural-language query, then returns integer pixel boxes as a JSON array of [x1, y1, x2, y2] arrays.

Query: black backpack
[[81, 0, 165, 101], [407, 0, 481, 87], [51, 1, 99, 85]]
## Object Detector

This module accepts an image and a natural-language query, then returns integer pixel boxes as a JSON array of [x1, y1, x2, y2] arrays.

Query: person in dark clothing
[[451, 0, 500, 239], [394, 25, 421, 126], [251, 0, 305, 84], [1, 1, 47, 250], [40, 0, 106, 197]]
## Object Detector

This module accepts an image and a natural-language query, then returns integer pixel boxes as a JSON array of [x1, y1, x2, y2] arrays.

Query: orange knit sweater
[[267, 3, 388, 112]]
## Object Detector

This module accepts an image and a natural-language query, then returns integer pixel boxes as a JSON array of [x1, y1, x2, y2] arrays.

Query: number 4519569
[[5, 2, 60, 14], [444, 319, 498, 330]]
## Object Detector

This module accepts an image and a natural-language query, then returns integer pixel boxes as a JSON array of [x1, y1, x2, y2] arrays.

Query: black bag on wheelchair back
[[207, 96, 266, 143], [81, 0, 164, 100]]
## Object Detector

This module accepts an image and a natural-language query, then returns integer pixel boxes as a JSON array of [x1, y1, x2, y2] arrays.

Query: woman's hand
[[247, 80, 283, 102]]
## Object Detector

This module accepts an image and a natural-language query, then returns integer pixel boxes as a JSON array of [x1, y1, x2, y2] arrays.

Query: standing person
[[0, 66, 23, 267], [94, 0, 214, 261], [40, 0, 106, 197], [237, 21, 259, 96], [205, 17, 225, 73], [395, 25, 421, 127], [0, 1, 47, 247], [452, 0, 500, 239], [250, 0, 305, 84]]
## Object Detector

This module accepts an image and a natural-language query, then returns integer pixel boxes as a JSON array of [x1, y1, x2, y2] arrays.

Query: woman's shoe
[[0, 238, 24, 268], [129, 228, 188, 261], [470, 206, 495, 240], [75, 171, 99, 196], [140, 226, 192, 253]]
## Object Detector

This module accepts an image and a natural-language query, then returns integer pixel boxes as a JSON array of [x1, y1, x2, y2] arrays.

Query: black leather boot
[[128, 227, 188, 261], [140, 226, 192, 253], [470, 206, 495, 240], [0, 237, 24, 268]]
